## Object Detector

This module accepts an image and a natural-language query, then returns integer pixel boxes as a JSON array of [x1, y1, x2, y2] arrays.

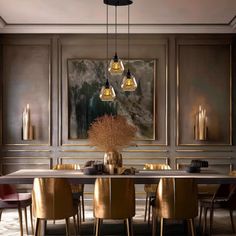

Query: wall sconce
[[22, 104, 34, 140], [194, 105, 208, 141]]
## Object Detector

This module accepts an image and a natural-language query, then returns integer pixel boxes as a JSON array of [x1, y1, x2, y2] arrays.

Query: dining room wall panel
[[177, 39, 232, 146], [59, 35, 168, 146], [0, 34, 236, 173], [1, 38, 51, 146]]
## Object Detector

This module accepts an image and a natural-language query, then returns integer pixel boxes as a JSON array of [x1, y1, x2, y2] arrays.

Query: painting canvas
[[67, 59, 155, 140]]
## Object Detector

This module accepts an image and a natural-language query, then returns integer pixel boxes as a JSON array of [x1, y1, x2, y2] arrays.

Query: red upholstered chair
[[0, 184, 34, 236]]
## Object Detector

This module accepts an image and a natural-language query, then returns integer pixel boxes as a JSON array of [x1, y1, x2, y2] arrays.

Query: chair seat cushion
[[0, 193, 31, 201], [0, 193, 32, 209]]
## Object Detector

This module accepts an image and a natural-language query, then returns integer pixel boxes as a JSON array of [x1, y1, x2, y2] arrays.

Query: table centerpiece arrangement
[[88, 115, 137, 174]]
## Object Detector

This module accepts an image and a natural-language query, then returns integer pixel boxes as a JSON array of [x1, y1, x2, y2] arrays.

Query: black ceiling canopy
[[104, 0, 133, 6]]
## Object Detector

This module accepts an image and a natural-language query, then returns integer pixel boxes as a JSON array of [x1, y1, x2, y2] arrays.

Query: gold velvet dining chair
[[32, 178, 78, 236], [0, 184, 34, 236], [93, 178, 135, 236], [143, 163, 171, 224], [152, 178, 198, 236], [53, 163, 85, 223]]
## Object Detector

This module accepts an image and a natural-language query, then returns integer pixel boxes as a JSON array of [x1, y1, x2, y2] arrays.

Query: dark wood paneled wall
[[0, 34, 236, 175]]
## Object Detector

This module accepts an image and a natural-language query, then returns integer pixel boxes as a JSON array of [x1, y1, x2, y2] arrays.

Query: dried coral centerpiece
[[88, 115, 137, 171], [88, 115, 137, 152]]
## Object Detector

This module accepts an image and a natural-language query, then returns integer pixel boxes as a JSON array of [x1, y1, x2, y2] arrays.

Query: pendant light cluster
[[99, 2, 116, 101], [108, 5, 124, 76], [121, 3, 137, 92], [100, 0, 137, 102]]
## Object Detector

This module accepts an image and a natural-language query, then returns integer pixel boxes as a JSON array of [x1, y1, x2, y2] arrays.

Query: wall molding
[[0, 16, 6, 28], [0, 15, 236, 34], [231, 17, 236, 29]]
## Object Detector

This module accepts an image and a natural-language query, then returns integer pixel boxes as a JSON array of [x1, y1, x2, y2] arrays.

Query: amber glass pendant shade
[[108, 53, 124, 75], [99, 79, 116, 101], [121, 69, 137, 91]]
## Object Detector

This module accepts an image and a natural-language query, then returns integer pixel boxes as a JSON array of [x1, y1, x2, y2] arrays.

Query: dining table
[[1, 168, 236, 236], [0, 168, 236, 184]]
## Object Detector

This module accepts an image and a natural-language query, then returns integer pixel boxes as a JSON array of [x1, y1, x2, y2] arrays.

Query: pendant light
[[108, 3, 124, 75], [99, 79, 116, 101], [100, 3, 116, 102], [121, 4, 137, 91]]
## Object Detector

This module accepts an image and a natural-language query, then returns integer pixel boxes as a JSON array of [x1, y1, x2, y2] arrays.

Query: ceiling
[[0, 0, 235, 33]]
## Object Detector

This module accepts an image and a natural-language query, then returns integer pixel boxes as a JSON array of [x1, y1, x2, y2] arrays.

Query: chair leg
[[76, 207, 81, 235], [198, 205, 203, 228], [82, 194, 85, 222], [152, 207, 157, 236], [160, 217, 164, 236], [93, 218, 96, 235], [209, 207, 214, 236], [126, 218, 130, 236], [44, 220, 47, 234], [78, 200, 82, 226], [73, 215, 77, 236], [35, 218, 40, 236], [17, 204, 24, 236], [65, 218, 70, 236], [144, 194, 148, 222], [229, 210, 235, 233], [203, 207, 208, 235], [189, 218, 195, 236], [24, 207, 29, 235], [95, 218, 98, 236], [95, 218, 102, 236], [126, 218, 133, 236], [30, 204, 34, 234], [148, 196, 151, 225], [0, 209, 3, 221]]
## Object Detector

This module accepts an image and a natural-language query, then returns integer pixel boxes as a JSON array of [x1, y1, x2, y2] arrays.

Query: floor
[[0, 205, 235, 236]]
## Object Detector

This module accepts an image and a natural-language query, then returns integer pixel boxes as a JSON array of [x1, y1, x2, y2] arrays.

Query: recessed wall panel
[[2, 44, 51, 145], [60, 35, 168, 147], [177, 40, 232, 146]]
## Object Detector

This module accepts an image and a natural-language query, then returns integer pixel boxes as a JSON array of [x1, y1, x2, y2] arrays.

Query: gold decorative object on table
[[230, 170, 236, 176], [88, 115, 137, 174], [194, 105, 208, 141], [22, 104, 34, 140]]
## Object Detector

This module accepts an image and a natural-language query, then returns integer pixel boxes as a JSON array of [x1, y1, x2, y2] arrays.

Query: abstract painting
[[67, 59, 155, 140]]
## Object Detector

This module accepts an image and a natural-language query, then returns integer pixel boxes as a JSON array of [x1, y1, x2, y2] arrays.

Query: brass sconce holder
[[194, 105, 208, 141], [22, 104, 34, 140]]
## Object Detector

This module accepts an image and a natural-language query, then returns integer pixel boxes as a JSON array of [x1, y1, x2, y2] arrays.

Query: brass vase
[[104, 151, 122, 174]]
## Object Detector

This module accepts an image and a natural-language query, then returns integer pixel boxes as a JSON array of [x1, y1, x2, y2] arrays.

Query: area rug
[[0, 208, 234, 236]]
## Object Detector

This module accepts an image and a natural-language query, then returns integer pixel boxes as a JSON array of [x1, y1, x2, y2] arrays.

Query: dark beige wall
[[0, 34, 236, 175]]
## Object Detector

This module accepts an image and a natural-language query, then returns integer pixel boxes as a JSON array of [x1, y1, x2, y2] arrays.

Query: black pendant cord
[[115, 5, 117, 54], [106, 3, 109, 86], [127, 4, 130, 70]]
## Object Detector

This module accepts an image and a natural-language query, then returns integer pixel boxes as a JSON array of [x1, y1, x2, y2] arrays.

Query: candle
[[194, 105, 207, 140], [22, 104, 33, 140]]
